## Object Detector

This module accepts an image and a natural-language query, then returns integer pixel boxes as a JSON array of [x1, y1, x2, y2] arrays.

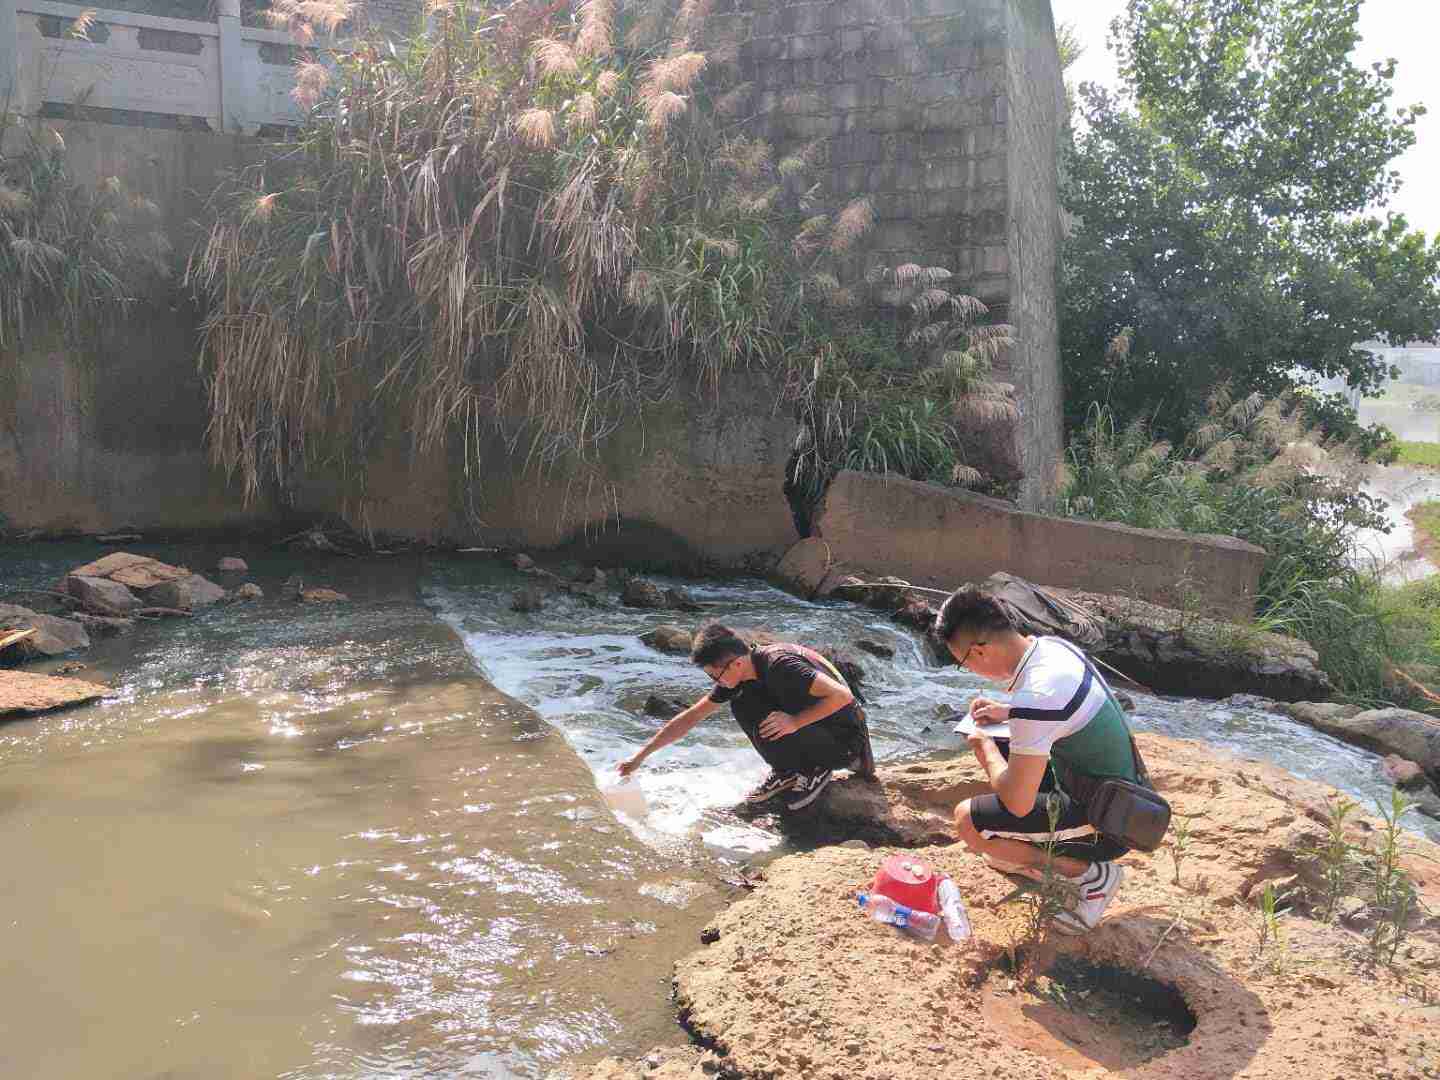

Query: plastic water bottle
[[856, 892, 940, 941], [937, 877, 972, 943]]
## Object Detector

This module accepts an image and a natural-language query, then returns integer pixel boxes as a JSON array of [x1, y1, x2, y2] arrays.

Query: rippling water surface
[[1, 542, 1435, 1079]]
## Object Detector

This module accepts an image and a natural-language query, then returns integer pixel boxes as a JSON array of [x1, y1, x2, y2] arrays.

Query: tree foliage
[[1062, 0, 1440, 440]]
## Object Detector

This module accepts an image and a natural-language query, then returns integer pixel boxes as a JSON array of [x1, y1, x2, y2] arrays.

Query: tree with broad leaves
[[1061, 0, 1440, 442]]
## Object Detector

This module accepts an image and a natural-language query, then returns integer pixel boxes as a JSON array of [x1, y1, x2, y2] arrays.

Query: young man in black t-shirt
[[618, 622, 875, 811]]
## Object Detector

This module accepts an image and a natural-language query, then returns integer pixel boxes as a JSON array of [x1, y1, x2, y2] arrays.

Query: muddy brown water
[[0, 547, 725, 1079]]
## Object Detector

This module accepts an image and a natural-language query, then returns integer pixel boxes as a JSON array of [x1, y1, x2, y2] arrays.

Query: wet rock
[[0, 603, 90, 658], [68, 552, 189, 593], [149, 574, 227, 610], [1115, 690, 1137, 712], [64, 574, 141, 614], [281, 574, 305, 601], [69, 613, 135, 637], [1280, 703, 1440, 773], [643, 693, 687, 718], [1414, 790, 1440, 821], [639, 625, 693, 656], [663, 587, 700, 613], [511, 586, 546, 613], [853, 638, 895, 659], [1383, 754, 1429, 790], [299, 587, 348, 604], [0, 669, 111, 716], [623, 579, 669, 609], [513, 553, 536, 571], [574, 566, 607, 586], [225, 583, 264, 604], [217, 557, 249, 573]]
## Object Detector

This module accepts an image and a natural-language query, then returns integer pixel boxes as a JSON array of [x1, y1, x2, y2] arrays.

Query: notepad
[[950, 714, 1011, 741]]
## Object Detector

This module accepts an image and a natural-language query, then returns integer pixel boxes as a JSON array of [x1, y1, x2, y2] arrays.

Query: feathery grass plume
[[265, 0, 350, 37], [647, 51, 707, 94], [574, 0, 614, 58], [532, 37, 579, 78], [570, 91, 599, 130], [673, 0, 713, 44], [829, 198, 872, 254], [595, 69, 621, 97], [291, 60, 330, 109], [67, 10, 97, 40], [247, 192, 280, 224], [642, 90, 687, 133], [515, 107, 557, 148]]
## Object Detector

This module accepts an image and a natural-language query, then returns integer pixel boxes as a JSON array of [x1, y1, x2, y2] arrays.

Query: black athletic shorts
[[968, 786, 1131, 863]]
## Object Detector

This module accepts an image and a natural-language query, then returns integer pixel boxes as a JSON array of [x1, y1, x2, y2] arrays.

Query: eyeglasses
[[710, 655, 742, 683], [957, 641, 985, 668]]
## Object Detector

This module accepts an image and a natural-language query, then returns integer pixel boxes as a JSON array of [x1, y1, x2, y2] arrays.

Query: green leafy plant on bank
[[188, 0, 1013, 514], [1395, 441, 1440, 468], [1060, 384, 1440, 707]]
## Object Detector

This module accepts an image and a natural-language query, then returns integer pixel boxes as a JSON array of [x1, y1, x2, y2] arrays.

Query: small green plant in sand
[[1366, 790, 1420, 966], [1254, 882, 1289, 974], [1167, 813, 1193, 888], [1000, 797, 1072, 988], [1308, 795, 1358, 924]]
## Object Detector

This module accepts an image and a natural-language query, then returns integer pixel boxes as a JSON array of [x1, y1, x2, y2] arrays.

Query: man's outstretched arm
[[618, 695, 722, 776]]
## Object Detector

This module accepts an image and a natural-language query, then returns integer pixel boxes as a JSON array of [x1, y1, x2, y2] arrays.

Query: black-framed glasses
[[710, 655, 742, 683], [958, 641, 985, 668]]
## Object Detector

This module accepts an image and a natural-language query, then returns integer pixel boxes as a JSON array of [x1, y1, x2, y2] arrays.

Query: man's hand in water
[[617, 753, 644, 779], [969, 697, 1012, 726], [759, 711, 799, 741]]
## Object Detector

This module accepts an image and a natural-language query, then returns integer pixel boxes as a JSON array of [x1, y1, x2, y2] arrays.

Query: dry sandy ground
[[556, 734, 1440, 1080]]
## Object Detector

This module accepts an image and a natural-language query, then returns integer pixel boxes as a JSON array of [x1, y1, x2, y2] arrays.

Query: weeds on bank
[[1001, 798, 1071, 988], [1254, 882, 1290, 974], [1302, 792, 1427, 968], [1168, 813, 1193, 888], [188, 0, 1015, 515], [1368, 790, 1420, 966]]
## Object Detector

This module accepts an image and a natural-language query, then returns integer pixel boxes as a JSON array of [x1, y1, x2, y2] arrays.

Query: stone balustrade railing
[[0, 0, 332, 133]]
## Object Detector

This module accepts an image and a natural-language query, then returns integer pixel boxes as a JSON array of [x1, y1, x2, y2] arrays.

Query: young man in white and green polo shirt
[[935, 586, 1140, 933]]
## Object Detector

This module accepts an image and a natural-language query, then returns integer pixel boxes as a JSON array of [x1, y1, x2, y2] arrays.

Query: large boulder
[[0, 670, 111, 717], [64, 574, 141, 614], [67, 552, 190, 592], [622, 579, 670, 609], [0, 604, 90, 657], [1279, 703, 1440, 774], [640, 625, 694, 656], [148, 574, 227, 610]]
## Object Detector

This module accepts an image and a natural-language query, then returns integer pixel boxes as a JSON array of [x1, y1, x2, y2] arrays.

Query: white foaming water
[[426, 570, 982, 854], [425, 565, 1440, 847]]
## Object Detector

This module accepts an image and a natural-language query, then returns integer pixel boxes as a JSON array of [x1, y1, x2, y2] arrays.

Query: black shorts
[[968, 788, 1130, 863]]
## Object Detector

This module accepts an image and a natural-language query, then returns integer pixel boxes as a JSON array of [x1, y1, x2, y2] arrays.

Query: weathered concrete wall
[[807, 471, 1266, 620], [714, 0, 1065, 506]]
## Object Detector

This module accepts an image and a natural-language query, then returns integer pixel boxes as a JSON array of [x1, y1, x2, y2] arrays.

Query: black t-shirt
[[708, 644, 859, 737]]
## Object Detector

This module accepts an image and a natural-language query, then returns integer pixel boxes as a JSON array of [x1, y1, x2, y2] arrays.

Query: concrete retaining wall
[[807, 471, 1266, 619]]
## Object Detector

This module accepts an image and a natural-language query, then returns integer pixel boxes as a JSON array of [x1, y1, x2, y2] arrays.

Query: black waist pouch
[[1087, 779, 1171, 852]]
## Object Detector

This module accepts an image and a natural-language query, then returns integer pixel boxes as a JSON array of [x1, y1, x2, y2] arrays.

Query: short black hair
[[690, 622, 749, 668], [932, 586, 1014, 649]]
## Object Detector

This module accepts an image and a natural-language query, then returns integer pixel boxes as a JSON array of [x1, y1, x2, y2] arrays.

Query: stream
[[1, 541, 1435, 1079]]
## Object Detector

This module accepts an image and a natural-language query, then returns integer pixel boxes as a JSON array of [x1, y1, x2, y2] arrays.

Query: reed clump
[[188, 0, 1013, 510]]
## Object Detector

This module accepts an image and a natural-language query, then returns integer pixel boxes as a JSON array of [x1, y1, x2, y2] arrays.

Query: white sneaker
[[1052, 861, 1124, 933]]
